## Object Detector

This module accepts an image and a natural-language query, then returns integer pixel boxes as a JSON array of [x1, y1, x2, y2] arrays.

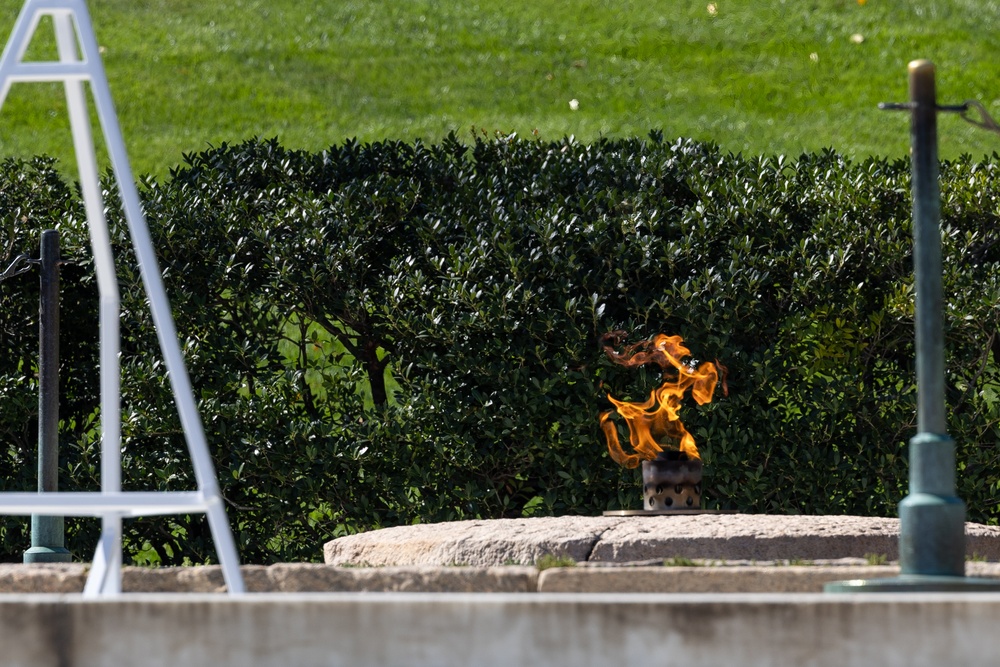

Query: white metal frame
[[0, 0, 244, 596]]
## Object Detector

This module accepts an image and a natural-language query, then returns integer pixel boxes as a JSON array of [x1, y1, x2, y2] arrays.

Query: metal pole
[[896, 60, 965, 578], [909, 61, 947, 437], [24, 229, 71, 563], [826, 60, 1000, 592]]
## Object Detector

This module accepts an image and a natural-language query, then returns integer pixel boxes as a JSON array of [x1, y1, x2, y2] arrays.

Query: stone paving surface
[[323, 514, 1000, 566], [4, 514, 999, 594]]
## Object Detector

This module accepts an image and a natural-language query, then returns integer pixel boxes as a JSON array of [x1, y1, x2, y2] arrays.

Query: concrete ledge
[[4, 592, 1000, 666]]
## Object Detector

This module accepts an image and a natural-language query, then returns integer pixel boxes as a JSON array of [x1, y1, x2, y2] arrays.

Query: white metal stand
[[0, 0, 245, 596]]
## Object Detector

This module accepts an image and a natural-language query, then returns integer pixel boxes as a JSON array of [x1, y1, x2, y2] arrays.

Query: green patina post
[[23, 230, 71, 564], [826, 60, 1000, 592], [898, 60, 965, 579]]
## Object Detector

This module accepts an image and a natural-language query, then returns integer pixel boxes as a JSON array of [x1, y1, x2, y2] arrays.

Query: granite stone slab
[[323, 514, 1000, 566]]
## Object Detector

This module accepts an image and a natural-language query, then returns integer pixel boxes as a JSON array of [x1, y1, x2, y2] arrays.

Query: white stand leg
[[83, 514, 122, 597], [0, 0, 245, 597]]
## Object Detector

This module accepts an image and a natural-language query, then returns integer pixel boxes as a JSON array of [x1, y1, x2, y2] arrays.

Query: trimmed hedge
[[0, 135, 998, 564]]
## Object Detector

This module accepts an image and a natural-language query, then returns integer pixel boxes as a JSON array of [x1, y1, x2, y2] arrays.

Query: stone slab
[[0, 563, 87, 593], [0, 563, 537, 594], [5, 592, 1000, 666], [325, 515, 619, 567], [323, 514, 1000, 566], [264, 564, 537, 593]]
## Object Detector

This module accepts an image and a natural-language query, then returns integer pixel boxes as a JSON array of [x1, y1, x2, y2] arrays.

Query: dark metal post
[[23, 229, 71, 563]]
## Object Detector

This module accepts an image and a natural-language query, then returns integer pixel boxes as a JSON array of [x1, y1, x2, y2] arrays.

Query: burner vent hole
[[663, 497, 673, 507]]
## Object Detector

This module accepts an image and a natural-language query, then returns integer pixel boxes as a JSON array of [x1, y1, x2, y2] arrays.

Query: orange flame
[[598, 332, 726, 469]]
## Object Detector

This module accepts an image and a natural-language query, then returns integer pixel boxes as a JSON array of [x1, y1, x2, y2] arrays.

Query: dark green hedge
[[0, 134, 998, 564]]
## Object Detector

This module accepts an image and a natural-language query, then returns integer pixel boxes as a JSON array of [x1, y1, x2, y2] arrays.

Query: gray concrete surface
[[324, 514, 1000, 566], [3, 592, 1000, 666]]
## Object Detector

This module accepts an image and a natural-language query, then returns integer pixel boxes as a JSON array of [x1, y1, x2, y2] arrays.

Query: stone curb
[[3, 561, 1000, 594], [538, 566, 892, 593], [0, 564, 539, 594]]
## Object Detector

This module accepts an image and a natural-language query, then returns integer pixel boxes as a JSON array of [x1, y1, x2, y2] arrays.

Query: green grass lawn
[[2, 0, 1000, 177]]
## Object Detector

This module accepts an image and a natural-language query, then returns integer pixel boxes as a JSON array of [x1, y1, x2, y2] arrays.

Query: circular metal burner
[[641, 457, 702, 510]]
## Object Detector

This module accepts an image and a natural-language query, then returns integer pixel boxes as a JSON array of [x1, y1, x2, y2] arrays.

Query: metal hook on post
[[958, 100, 1000, 136], [0, 253, 36, 282], [880, 98, 1000, 137]]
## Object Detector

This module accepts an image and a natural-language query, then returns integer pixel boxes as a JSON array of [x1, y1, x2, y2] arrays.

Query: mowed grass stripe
[[1, 0, 999, 177]]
